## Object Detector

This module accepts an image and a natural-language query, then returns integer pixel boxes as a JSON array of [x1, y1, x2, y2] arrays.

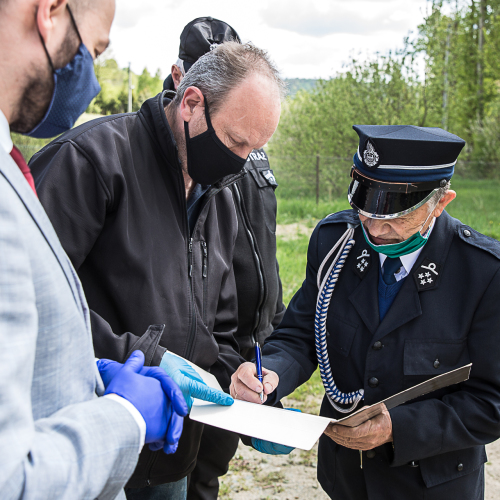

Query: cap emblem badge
[[363, 141, 380, 168]]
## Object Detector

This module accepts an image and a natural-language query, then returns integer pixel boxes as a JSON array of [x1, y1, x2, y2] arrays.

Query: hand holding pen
[[254, 342, 264, 403]]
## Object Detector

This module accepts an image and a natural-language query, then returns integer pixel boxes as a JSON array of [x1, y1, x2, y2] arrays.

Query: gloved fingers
[[144, 367, 189, 417], [177, 363, 205, 384], [123, 350, 146, 373], [269, 442, 295, 455], [163, 441, 179, 455], [251, 437, 295, 455], [165, 410, 184, 449], [188, 379, 234, 406], [148, 440, 165, 452], [96, 359, 123, 387], [160, 353, 204, 384]]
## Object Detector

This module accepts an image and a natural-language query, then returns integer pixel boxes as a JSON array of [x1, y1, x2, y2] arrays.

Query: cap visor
[[348, 180, 434, 219]]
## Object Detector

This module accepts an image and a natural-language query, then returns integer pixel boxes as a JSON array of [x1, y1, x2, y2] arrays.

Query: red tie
[[10, 145, 37, 197]]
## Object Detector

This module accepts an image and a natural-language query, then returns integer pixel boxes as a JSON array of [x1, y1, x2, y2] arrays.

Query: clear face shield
[[348, 168, 441, 220]]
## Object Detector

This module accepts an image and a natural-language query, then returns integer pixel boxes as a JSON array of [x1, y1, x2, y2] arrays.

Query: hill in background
[[285, 78, 317, 97]]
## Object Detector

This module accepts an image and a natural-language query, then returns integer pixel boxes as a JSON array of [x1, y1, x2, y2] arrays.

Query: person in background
[[30, 38, 285, 499], [164, 17, 287, 500], [231, 125, 500, 500], [0, 0, 190, 498]]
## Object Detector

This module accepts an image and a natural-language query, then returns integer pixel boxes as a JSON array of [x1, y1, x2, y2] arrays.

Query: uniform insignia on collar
[[413, 258, 441, 291], [261, 169, 278, 187], [353, 248, 371, 278], [363, 141, 380, 168]]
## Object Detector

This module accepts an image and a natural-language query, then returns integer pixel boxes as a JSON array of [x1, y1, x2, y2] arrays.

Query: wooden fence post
[[316, 154, 320, 205]]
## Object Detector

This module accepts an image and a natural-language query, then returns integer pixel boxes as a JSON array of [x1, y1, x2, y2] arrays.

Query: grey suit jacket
[[0, 147, 141, 499]]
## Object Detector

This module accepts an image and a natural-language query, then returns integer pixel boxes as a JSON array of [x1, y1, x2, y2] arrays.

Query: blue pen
[[254, 342, 264, 402]]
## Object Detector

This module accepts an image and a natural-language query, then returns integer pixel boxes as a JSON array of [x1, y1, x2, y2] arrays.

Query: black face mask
[[184, 99, 248, 185]]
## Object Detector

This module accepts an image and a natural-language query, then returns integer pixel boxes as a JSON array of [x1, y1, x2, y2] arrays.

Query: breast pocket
[[403, 339, 470, 377], [326, 314, 358, 358]]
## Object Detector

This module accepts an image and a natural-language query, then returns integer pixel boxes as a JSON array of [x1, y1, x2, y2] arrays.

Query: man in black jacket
[[30, 41, 283, 500], [163, 18, 287, 499], [231, 125, 500, 500]]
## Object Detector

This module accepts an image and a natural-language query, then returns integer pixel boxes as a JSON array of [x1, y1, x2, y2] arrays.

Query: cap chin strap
[[315, 225, 364, 413]]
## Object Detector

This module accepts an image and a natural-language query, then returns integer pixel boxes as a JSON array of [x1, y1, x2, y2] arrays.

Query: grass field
[[276, 178, 500, 401]]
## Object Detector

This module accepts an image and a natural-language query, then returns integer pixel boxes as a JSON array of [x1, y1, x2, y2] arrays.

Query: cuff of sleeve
[[104, 394, 146, 453]]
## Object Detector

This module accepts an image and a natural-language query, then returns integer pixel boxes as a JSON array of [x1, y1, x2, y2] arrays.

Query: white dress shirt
[[0, 109, 13, 154], [379, 219, 435, 282]]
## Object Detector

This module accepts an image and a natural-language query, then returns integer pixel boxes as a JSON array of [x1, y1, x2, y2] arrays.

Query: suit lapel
[[0, 151, 88, 323], [349, 239, 380, 334], [373, 212, 454, 342]]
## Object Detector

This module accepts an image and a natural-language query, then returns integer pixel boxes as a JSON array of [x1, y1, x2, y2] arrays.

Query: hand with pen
[[230, 343, 295, 455], [229, 344, 279, 404]]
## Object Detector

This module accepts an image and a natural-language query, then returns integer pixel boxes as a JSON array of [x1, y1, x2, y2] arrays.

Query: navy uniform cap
[[348, 125, 466, 219]]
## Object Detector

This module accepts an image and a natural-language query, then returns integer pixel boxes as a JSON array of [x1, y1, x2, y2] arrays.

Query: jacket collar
[[140, 92, 181, 171], [349, 211, 456, 339]]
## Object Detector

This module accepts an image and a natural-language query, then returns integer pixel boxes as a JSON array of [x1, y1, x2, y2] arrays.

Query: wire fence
[[268, 155, 500, 203], [15, 141, 500, 204]]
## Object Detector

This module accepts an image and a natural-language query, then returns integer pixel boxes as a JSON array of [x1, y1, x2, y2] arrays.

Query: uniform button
[[368, 377, 379, 388], [433, 359, 440, 369], [457, 463, 464, 472], [372, 341, 383, 350], [464, 229, 471, 237], [366, 450, 376, 459]]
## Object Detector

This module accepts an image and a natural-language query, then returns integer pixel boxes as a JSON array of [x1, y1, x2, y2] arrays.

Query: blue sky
[[107, 0, 432, 80]]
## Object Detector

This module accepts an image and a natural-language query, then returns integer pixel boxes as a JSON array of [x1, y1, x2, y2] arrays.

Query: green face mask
[[361, 217, 433, 258]]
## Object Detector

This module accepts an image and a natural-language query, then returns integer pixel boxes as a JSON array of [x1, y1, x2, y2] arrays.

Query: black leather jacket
[[30, 93, 245, 487]]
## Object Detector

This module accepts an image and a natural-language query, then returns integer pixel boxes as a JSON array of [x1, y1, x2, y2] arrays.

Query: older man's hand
[[230, 362, 279, 404], [324, 405, 393, 451]]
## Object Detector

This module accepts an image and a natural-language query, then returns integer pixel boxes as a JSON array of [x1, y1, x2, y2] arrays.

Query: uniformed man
[[163, 17, 287, 500], [231, 125, 500, 500]]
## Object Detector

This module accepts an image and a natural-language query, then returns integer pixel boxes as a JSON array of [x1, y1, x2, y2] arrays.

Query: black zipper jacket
[[29, 93, 245, 487], [230, 150, 286, 357]]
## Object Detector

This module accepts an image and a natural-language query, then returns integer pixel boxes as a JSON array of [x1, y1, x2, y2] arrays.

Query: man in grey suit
[[0, 0, 232, 498]]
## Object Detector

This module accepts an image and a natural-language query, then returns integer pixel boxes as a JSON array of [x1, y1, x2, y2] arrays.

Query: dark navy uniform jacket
[[263, 209, 500, 500]]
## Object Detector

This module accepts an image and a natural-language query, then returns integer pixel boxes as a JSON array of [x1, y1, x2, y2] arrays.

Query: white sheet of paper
[[190, 400, 330, 450], [171, 353, 330, 450]]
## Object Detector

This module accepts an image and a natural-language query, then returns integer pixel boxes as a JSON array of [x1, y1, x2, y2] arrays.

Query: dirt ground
[[219, 392, 500, 500]]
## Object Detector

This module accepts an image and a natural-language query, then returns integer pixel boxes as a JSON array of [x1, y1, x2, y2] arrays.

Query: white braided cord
[[315, 227, 364, 413]]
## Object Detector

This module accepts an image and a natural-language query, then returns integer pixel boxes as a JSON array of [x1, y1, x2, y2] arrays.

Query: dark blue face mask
[[27, 6, 101, 139]]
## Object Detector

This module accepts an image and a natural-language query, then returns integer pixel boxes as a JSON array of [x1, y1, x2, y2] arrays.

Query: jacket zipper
[[233, 183, 265, 344], [201, 241, 208, 325], [183, 170, 247, 360]]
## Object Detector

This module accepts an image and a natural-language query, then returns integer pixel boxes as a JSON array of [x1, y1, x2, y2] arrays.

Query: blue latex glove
[[100, 351, 188, 453], [159, 352, 234, 411], [251, 408, 301, 455], [98, 352, 234, 412]]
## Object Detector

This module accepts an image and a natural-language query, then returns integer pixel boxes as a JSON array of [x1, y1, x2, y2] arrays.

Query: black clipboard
[[333, 364, 472, 428]]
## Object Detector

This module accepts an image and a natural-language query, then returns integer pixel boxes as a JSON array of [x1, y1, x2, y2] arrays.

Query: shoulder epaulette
[[457, 225, 500, 260], [320, 209, 359, 228]]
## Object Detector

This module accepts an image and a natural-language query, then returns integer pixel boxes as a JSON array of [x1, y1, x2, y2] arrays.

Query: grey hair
[[427, 181, 451, 212], [171, 41, 286, 115]]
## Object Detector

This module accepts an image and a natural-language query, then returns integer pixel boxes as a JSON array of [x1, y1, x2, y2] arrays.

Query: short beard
[[10, 23, 80, 135]]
